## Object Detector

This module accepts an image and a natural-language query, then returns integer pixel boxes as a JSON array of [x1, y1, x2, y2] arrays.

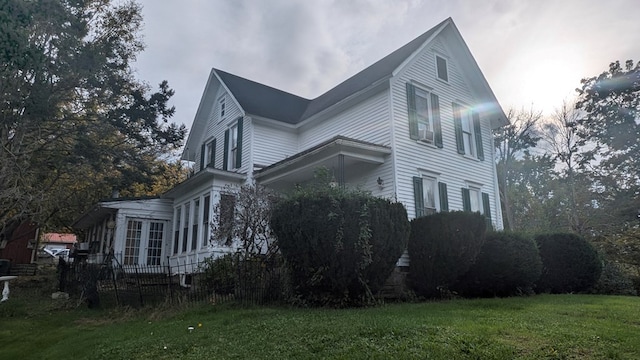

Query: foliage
[[535, 233, 602, 293], [210, 184, 279, 260], [575, 60, 640, 193], [270, 175, 410, 307], [494, 107, 543, 230], [0, 0, 186, 234], [200, 253, 238, 295], [407, 211, 487, 298], [591, 260, 637, 296], [454, 232, 542, 297]]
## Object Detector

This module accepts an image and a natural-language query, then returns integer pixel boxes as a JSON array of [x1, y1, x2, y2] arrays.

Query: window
[[173, 207, 181, 254], [462, 187, 492, 227], [182, 203, 189, 253], [219, 194, 236, 245], [219, 97, 226, 118], [435, 55, 448, 82], [206, 140, 215, 167], [453, 103, 484, 160], [413, 177, 449, 218], [192, 199, 199, 251], [124, 220, 142, 265], [223, 118, 243, 170], [146, 222, 164, 265], [406, 83, 442, 147]]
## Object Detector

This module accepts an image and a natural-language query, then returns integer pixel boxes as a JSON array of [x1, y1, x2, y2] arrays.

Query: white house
[[73, 18, 508, 271]]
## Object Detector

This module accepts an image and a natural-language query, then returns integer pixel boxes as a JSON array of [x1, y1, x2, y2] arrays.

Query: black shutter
[[413, 177, 425, 218], [482, 192, 492, 228], [452, 103, 465, 154], [223, 129, 229, 171], [200, 143, 205, 171], [406, 83, 418, 140], [472, 112, 484, 160], [208, 139, 216, 167], [236, 117, 243, 169], [431, 93, 443, 148], [462, 188, 471, 212], [438, 182, 448, 211]]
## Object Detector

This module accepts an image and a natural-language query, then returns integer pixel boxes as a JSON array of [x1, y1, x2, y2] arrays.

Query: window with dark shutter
[[431, 93, 443, 148], [436, 55, 448, 82], [462, 188, 471, 212], [453, 103, 465, 154], [472, 112, 484, 161]]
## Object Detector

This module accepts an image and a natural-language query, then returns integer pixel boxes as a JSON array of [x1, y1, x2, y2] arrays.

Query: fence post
[[134, 264, 144, 307], [166, 256, 173, 303]]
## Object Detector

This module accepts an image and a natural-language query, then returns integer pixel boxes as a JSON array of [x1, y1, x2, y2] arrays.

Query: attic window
[[219, 97, 226, 118], [435, 55, 448, 82]]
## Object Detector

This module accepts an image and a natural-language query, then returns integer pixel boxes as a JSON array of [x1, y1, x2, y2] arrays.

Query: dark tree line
[[496, 59, 640, 283], [0, 0, 186, 238]]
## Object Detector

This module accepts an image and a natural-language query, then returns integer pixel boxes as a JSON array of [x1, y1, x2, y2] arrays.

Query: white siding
[[252, 122, 298, 168], [391, 37, 501, 227], [194, 86, 251, 175], [298, 90, 391, 149]]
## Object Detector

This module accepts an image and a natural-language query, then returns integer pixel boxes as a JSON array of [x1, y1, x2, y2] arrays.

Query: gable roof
[[213, 18, 449, 126], [216, 69, 309, 124]]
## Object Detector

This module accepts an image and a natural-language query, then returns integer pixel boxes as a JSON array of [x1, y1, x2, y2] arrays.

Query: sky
[[133, 0, 639, 131]]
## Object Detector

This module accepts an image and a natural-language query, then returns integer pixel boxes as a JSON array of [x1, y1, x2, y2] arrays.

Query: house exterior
[[73, 18, 507, 271]]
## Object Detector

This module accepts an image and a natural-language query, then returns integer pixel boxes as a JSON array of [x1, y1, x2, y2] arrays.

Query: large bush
[[454, 232, 542, 297], [270, 186, 410, 307], [535, 233, 602, 293], [408, 211, 487, 298], [591, 260, 637, 296]]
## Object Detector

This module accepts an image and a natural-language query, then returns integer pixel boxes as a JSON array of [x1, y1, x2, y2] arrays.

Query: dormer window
[[435, 55, 448, 82]]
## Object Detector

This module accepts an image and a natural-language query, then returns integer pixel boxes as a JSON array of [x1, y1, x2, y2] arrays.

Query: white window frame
[[460, 105, 476, 157], [124, 218, 166, 265], [205, 140, 215, 167], [414, 87, 435, 143], [468, 187, 482, 213], [422, 176, 438, 214], [435, 54, 449, 83], [229, 123, 239, 170]]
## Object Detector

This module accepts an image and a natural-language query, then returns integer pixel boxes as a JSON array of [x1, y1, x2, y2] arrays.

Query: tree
[[494, 107, 543, 230], [0, 0, 186, 236], [575, 60, 639, 202], [210, 184, 279, 260]]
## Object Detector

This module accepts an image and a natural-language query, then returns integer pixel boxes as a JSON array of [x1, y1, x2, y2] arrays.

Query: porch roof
[[162, 167, 246, 199], [254, 136, 391, 188]]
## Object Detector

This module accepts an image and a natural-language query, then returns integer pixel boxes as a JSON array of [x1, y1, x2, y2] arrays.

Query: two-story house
[[73, 17, 508, 271]]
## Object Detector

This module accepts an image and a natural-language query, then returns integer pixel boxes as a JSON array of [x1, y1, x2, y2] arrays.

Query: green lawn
[[1, 290, 639, 359]]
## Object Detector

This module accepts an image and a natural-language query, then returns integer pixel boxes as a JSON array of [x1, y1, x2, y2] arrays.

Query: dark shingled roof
[[216, 18, 449, 125], [216, 69, 310, 124]]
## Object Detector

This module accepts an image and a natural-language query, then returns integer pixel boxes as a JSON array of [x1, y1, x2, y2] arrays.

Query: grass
[[1, 287, 639, 359]]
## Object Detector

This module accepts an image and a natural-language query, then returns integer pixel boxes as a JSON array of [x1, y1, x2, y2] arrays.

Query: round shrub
[[270, 187, 410, 307], [591, 260, 637, 296], [454, 232, 542, 297], [535, 233, 602, 293], [408, 211, 487, 298]]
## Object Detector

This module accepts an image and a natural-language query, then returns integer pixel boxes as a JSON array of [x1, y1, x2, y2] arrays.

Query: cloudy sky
[[134, 0, 639, 130]]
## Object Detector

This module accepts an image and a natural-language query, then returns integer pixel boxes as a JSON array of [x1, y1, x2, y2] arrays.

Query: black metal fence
[[58, 257, 290, 308]]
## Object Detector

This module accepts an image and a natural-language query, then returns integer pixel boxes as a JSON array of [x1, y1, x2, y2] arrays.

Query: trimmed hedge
[[408, 211, 487, 298], [454, 232, 542, 297], [270, 187, 410, 307], [535, 233, 602, 293]]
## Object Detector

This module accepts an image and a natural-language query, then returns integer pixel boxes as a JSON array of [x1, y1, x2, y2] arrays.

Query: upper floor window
[[435, 55, 448, 82], [223, 118, 243, 170], [453, 103, 484, 160], [219, 97, 226, 119], [406, 83, 442, 147]]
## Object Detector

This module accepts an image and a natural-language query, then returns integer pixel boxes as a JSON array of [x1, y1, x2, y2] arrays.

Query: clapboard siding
[[194, 86, 250, 174], [391, 38, 500, 226], [252, 123, 298, 167], [298, 90, 391, 149]]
